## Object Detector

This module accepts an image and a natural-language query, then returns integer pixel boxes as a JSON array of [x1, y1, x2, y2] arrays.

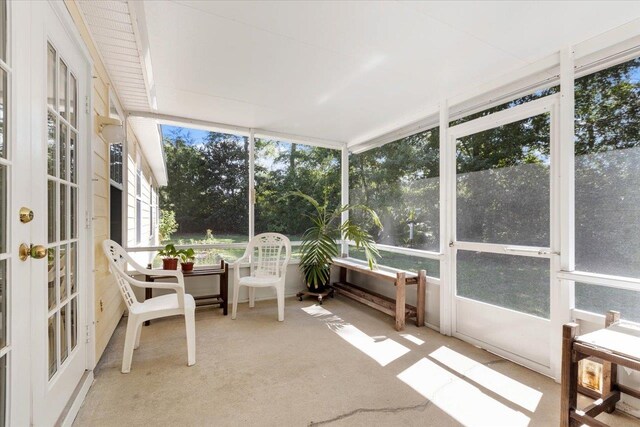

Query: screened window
[[456, 114, 551, 247], [149, 185, 154, 238], [109, 143, 123, 185], [160, 128, 249, 246], [575, 282, 640, 323], [574, 57, 640, 280], [135, 168, 142, 244], [350, 129, 439, 252], [254, 138, 341, 240]]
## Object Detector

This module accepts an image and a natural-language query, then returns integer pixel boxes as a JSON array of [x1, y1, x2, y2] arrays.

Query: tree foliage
[[160, 57, 640, 286]]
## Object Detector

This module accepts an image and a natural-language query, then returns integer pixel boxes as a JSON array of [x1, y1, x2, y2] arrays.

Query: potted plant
[[178, 248, 196, 272], [158, 243, 180, 270], [289, 190, 381, 292]]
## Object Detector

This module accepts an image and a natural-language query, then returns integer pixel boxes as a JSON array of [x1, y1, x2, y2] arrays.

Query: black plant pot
[[306, 281, 328, 293]]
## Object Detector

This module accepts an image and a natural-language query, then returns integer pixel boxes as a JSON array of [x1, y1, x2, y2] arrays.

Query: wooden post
[[602, 310, 621, 413], [416, 270, 426, 327], [340, 266, 347, 284], [395, 272, 406, 331], [561, 323, 579, 427], [605, 310, 620, 327], [221, 260, 229, 315]]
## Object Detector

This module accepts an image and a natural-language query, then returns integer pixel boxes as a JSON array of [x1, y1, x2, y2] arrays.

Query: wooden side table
[[144, 259, 229, 325], [561, 311, 640, 426]]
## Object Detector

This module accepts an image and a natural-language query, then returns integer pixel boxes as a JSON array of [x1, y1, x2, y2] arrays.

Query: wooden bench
[[331, 257, 426, 331]]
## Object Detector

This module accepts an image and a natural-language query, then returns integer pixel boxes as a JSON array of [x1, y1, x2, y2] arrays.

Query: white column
[[439, 99, 453, 336], [248, 129, 255, 240], [341, 144, 349, 257], [551, 47, 576, 380]]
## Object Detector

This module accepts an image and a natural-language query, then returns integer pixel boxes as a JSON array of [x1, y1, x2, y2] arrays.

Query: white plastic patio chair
[[102, 240, 196, 373], [232, 233, 291, 321]]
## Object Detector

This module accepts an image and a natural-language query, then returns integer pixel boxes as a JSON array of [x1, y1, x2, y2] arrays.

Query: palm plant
[[289, 190, 381, 291]]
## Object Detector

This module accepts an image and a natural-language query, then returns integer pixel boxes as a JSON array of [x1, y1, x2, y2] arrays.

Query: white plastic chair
[[232, 233, 291, 321], [102, 240, 196, 373]]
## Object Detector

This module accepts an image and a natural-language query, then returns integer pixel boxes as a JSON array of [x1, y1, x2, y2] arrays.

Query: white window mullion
[[248, 129, 255, 240], [340, 144, 349, 257]]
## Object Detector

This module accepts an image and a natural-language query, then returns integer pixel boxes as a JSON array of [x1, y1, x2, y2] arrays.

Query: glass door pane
[[46, 41, 80, 383]]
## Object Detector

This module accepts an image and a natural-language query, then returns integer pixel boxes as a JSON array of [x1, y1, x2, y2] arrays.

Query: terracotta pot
[[162, 258, 179, 270], [181, 262, 194, 272]]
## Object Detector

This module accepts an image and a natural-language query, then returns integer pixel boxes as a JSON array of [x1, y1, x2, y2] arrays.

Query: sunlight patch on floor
[[429, 346, 543, 412], [400, 333, 425, 345], [398, 358, 530, 427], [302, 305, 410, 366]]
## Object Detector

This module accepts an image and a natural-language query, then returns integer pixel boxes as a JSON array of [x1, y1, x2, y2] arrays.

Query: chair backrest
[[248, 233, 291, 279], [102, 239, 140, 309]]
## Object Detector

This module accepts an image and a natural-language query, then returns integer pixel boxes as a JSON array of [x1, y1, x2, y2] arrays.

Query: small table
[[144, 260, 229, 325], [561, 311, 640, 426]]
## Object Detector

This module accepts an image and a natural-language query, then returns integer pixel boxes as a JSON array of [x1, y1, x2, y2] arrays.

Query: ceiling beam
[[127, 111, 345, 150]]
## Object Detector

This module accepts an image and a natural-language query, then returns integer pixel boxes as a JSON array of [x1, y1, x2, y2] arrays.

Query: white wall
[[131, 262, 306, 304]]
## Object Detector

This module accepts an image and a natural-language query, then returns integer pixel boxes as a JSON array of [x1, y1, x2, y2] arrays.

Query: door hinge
[[85, 95, 90, 114], [85, 210, 92, 229], [85, 324, 91, 344]]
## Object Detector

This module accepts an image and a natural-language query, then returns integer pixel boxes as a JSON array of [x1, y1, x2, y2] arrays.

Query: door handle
[[19, 243, 47, 261]]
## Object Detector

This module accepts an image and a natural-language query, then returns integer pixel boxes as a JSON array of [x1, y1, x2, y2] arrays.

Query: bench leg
[[603, 311, 620, 413], [395, 272, 406, 331]]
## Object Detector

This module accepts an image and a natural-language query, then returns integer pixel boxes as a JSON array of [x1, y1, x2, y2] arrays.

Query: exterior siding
[[64, 0, 160, 363]]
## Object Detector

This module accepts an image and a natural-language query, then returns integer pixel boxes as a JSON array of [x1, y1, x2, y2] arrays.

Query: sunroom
[[3, 1, 640, 426]]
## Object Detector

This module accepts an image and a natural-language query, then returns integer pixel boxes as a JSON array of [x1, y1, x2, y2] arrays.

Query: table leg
[[416, 270, 426, 327], [561, 323, 579, 427], [144, 284, 152, 326], [221, 260, 229, 315], [395, 272, 406, 331]]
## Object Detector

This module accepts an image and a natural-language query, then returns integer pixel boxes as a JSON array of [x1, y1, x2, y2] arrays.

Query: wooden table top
[[576, 322, 640, 362], [147, 264, 227, 279]]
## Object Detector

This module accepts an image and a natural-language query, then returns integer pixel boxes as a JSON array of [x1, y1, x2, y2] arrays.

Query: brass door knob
[[19, 243, 47, 261]]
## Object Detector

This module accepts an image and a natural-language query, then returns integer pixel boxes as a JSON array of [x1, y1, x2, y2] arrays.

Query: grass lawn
[[160, 234, 638, 322]]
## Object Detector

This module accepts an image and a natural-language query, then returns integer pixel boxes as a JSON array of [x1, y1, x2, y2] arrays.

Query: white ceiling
[[139, 0, 640, 145]]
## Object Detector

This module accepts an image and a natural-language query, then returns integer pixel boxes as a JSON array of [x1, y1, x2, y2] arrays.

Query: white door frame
[[445, 93, 562, 378], [11, 1, 95, 425]]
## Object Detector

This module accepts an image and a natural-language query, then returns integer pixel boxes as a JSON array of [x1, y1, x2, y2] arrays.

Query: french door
[[448, 95, 561, 376], [9, 2, 90, 425]]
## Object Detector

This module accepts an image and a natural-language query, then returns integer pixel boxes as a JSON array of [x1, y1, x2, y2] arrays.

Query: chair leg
[[122, 316, 139, 373], [249, 287, 256, 308], [185, 309, 196, 367], [276, 285, 284, 322], [232, 282, 241, 319], [134, 322, 143, 350]]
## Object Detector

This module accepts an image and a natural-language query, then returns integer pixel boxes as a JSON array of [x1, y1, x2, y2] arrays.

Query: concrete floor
[[74, 297, 640, 426]]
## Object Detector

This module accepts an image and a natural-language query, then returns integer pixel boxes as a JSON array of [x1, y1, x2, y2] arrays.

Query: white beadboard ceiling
[[81, 1, 640, 153], [78, 0, 166, 185]]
